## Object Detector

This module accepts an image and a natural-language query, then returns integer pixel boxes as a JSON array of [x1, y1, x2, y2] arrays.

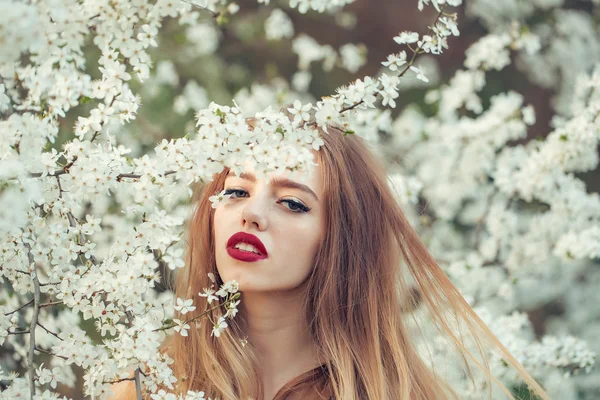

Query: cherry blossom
[[174, 298, 196, 315], [211, 317, 228, 338]]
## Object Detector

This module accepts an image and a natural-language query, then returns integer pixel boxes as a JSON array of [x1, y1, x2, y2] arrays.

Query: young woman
[[110, 122, 549, 400]]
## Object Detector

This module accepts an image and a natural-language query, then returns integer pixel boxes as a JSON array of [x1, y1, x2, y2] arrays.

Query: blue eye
[[280, 199, 310, 213], [222, 188, 311, 213], [222, 188, 247, 199]]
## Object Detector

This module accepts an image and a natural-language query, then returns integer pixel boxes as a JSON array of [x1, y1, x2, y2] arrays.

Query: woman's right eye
[[223, 188, 248, 198]]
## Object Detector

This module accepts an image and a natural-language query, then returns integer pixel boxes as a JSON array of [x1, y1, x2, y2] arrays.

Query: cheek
[[213, 208, 229, 238], [281, 223, 321, 266]]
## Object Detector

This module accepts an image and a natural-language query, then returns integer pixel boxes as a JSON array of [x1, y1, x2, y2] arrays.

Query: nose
[[240, 192, 268, 231]]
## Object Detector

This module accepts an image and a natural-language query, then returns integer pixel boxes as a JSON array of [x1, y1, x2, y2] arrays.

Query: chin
[[217, 264, 255, 289], [216, 255, 266, 286], [217, 272, 275, 293]]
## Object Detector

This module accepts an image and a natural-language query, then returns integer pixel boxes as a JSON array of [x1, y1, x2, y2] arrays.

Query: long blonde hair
[[155, 124, 549, 400]]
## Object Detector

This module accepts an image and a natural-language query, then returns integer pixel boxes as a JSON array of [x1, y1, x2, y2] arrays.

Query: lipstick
[[226, 232, 268, 262]]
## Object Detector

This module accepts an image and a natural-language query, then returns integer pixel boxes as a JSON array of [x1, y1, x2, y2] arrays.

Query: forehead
[[226, 159, 322, 190]]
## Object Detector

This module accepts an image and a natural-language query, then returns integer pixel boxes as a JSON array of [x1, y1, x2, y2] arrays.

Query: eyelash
[[222, 188, 311, 213]]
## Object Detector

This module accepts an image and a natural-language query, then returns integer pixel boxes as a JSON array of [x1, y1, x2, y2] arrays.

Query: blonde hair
[[123, 123, 549, 399]]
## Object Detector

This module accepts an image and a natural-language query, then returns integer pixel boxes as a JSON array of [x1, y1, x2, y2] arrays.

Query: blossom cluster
[[385, 9, 599, 397]]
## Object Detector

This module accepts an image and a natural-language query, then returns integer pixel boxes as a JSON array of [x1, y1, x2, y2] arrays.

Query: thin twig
[[4, 299, 34, 316], [27, 163, 176, 184], [181, 0, 220, 18], [103, 377, 136, 384], [39, 301, 63, 308], [28, 169, 68, 178], [116, 170, 177, 182], [89, 97, 116, 144], [152, 295, 238, 333], [14, 269, 31, 275], [28, 156, 77, 179], [8, 329, 30, 335], [37, 321, 63, 341], [340, 5, 448, 114], [34, 346, 68, 360], [122, 310, 144, 400], [39, 281, 61, 287], [59, 181, 100, 266], [67, 211, 100, 266]]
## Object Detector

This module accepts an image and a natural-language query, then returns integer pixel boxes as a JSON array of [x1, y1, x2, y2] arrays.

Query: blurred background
[[4, 0, 599, 398]]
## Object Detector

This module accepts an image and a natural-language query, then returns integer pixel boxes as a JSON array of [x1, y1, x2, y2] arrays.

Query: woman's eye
[[279, 199, 310, 213], [222, 188, 310, 213], [222, 188, 247, 198]]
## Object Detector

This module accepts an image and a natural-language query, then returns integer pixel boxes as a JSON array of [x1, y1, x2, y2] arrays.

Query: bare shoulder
[[106, 379, 136, 399]]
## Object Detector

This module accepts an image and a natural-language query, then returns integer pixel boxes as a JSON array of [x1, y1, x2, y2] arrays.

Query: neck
[[238, 290, 322, 398]]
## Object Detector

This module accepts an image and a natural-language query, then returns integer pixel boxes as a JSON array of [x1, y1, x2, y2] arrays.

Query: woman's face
[[213, 161, 324, 293]]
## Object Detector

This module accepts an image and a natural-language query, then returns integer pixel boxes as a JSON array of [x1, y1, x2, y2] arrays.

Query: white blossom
[[198, 287, 219, 304], [287, 100, 312, 125], [339, 43, 367, 73], [174, 298, 196, 315], [393, 31, 419, 45], [265, 9, 294, 40], [409, 65, 429, 83], [381, 51, 407, 71], [209, 190, 232, 209], [211, 317, 228, 337], [173, 319, 191, 337]]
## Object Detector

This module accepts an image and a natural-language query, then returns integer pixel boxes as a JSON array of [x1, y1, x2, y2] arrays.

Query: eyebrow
[[226, 171, 319, 201]]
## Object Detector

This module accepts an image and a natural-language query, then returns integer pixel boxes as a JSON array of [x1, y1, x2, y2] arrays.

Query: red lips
[[227, 232, 268, 256]]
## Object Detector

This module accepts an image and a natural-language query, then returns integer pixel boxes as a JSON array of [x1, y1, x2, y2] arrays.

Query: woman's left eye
[[279, 198, 310, 213], [222, 188, 310, 213], [223, 188, 247, 198]]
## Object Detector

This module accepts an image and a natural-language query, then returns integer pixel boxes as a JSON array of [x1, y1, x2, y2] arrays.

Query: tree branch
[[27, 162, 177, 185], [339, 5, 448, 114], [28, 156, 77, 179], [134, 368, 143, 399], [123, 310, 144, 400], [116, 170, 177, 182], [39, 281, 61, 287], [181, 0, 220, 19], [23, 241, 40, 400], [153, 294, 239, 333], [39, 301, 63, 308], [103, 377, 136, 384], [4, 299, 34, 316], [34, 346, 68, 360], [37, 321, 63, 341], [8, 329, 30, 335]]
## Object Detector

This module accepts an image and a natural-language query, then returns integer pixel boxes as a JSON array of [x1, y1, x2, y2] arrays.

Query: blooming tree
[[0, 0, 598, 399]]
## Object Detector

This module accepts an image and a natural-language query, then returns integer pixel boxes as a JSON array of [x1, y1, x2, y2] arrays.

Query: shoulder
[[106, 379, 136, 399], [105, 343, 174, 399]]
